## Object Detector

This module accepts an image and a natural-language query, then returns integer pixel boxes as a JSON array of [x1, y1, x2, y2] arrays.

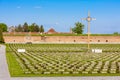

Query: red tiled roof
[[47, 28, 57, 33]]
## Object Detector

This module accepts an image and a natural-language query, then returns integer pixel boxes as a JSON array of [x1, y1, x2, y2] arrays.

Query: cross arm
[[81, 18, 86, 21], [92, 18, 96, 20]]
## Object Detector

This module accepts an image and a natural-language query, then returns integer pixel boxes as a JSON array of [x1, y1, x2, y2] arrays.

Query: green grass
[[6, 44, 120, 77], [8, 73, 120, 77], [6, 52, 23, 76], [5, 52, 120, 77]]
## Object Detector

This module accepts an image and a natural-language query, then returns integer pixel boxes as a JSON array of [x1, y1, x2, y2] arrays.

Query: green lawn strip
[[11, 73, 120, 77], [6, 52, 24, 77]]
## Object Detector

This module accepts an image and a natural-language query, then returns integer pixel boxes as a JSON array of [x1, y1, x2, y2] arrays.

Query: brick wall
[[3, 36, 120, 43]]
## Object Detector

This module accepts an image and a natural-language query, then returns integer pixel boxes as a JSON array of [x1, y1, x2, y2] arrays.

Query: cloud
[[17, 6, 21, 9], [55, 22, 59, 25], [73, 16, 75, 18], [34, 6, 42, 9]]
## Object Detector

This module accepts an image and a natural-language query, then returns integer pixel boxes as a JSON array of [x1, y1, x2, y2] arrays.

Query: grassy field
[[6, 44, 120, 77]]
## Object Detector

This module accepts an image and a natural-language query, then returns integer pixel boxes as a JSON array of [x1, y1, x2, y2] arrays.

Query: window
[[98, 40, 100, 42], [106, 40, 108, 42], [74, 40, 76, 42]]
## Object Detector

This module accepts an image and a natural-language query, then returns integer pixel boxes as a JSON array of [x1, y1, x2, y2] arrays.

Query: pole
[[88, 21, 90, 50]]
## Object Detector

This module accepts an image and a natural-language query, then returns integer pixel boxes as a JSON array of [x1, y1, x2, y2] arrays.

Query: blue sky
[[0, 0, 120, 33]]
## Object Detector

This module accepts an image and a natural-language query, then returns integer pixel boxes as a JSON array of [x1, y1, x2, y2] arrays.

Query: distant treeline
[[0, 22, 44, 33], [0, 22, 120, 35]]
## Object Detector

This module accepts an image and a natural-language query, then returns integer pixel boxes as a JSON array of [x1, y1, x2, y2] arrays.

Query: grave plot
[[6, 44, 120, 76]]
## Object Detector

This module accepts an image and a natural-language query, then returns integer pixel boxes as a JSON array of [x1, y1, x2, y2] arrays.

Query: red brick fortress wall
[[3, 36, 120, 43]]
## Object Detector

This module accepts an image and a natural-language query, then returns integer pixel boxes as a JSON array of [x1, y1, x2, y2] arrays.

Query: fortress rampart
[[4, 35, 120, 43]]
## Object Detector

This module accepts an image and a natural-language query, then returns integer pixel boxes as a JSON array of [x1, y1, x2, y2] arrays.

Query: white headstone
[[92, 49, 95, 53], [92, 49, 102, 53], [17, 49, 26, 52]]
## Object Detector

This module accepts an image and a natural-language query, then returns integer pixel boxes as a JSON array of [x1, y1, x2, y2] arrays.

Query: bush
[[0, 28, 5, 43]]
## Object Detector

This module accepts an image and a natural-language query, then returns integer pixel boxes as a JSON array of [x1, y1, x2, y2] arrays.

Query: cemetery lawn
[[6, 44, 120, 77], [6, 52, 23, 76]]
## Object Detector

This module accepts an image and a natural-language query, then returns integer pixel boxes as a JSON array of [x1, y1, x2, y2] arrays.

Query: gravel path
[[0, 45, 10, 80], [11, 76, 120, 80]]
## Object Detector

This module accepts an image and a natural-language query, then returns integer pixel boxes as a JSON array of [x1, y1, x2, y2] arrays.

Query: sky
[[0, 0, 120, 34]]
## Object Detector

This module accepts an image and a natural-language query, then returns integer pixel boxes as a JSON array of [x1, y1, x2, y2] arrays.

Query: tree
[[39, 25, 44, 33], [0, 23, 8, 32], [29, 23, 39, 32], [34, 24, 39, 32], [15, 26, 19, 32], [23, 22, 29, 32], [29, 23, 35, 32], [17, 24, 23, 32], [0, 27, 5, 43], [72, 22, 84, 34], [113, 32, 119, 35]]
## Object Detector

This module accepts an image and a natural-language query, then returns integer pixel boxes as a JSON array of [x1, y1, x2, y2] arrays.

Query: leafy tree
[[34, 24, 39, 32], [0, 27, 5, 43], [113, 32, 119, 35], [29, 23, 39, 32], [23, 22, 29, 32], [17, 24, 23, 32], [72, 22, 84, 34], [0, 23, 8, 32], [39, 25, 44, 33], [15, 26, 19, 32], [29, 23, 35, 32]]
